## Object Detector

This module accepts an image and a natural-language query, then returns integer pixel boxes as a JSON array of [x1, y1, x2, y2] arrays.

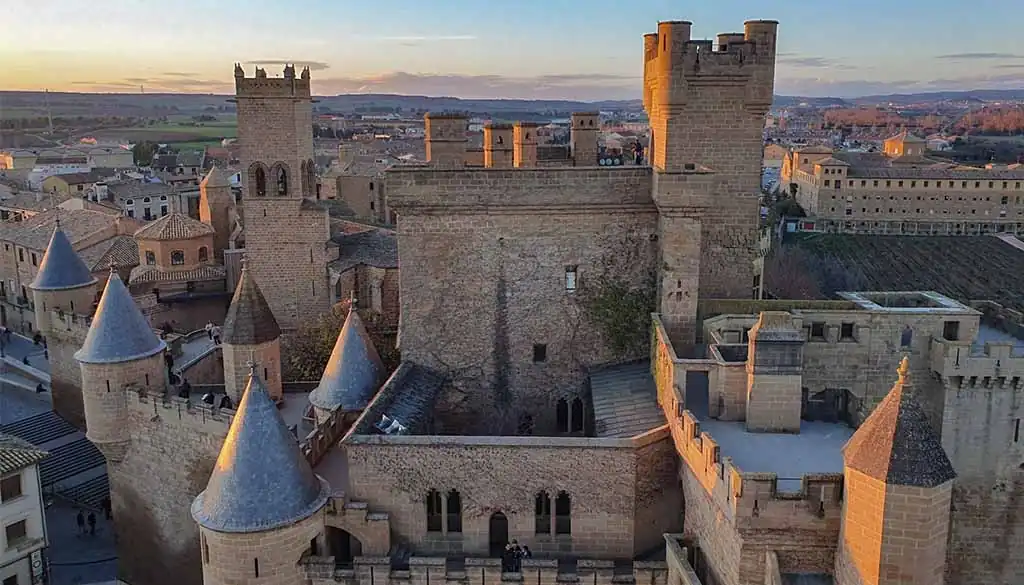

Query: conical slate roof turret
[[30, 225, 97, 291], [843, 357, 956, 487], [308, 298, 384, 412], [75, 270, 166, 364], [201, 167, 233, 189], [192, 366, 328, 533], [222, 260, 280, 345]]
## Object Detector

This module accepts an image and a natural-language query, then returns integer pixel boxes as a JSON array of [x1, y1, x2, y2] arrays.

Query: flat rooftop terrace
[[975, 323, 1024, 355], [590, 362, 666, 438]]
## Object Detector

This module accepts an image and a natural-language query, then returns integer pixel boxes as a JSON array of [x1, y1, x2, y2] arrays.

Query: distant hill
[[849, 89, 1024, 106]]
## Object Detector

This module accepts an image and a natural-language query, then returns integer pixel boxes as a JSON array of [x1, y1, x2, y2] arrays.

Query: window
[[369, 182, 374, 191], [198, 247, 209, 263], [900, 326, 913, 348], [943, 321, 960, 341], [1002, 196, 1009, 205], [567, 398, 585, 432], [145, 251, 156, 265], [446, 490, 462, 533], [839, 323, 855, 341], [824, 180, 830, 187], [1, 474, 22, 501], [254, 558, 259, 578], [565, 266, 578, 291], [275, 166, 289, 196], [254, 166, 267, 197], [426, 489, 442, 532], [535, 491, 552, 534], [810, 322, 826, 341], [30, 253, 37, 267], [127, 209, 135, 218], [17, 249, 23, 262], [5, 519, 27, 547], [556, 398, 569, 433], [532, 344, 547, 363], [160, 205, 168, 216], [170, 250, 185, 265], [554, 492, 571, 535], [202, 534, 210, 564], [3, 575, 17, 585]]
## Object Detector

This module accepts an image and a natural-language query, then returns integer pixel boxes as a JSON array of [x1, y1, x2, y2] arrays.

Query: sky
[[0, 0, 1022, 100]]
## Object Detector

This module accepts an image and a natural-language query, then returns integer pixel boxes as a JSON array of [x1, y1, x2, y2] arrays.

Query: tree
[[132, 141, 158, 166], [280, 300, 400, 381]]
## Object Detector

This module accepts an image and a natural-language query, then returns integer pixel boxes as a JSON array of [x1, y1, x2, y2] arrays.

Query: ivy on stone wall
[[576, 232, 657, 359]]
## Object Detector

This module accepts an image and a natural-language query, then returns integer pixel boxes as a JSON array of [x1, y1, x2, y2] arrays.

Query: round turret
[[75, 271, 167, 462], [29, 225, 99, 329], [308, 300, 384, 424], [193, 368, 329, 585], [221, 260, 282, 403]]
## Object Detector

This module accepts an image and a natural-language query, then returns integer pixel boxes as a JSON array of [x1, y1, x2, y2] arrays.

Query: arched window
[[275, 165, 289, 196], [535, 491, 551, 534], [497, 136, 504, 145], [254, 166, 267, 197], [446, 490, 462, 533], [145, 251, 156, 266], [198, 247, 209, 263], [170, 250, 185, 266], [554, 491, 571, 535], [426, 489, 442, 532], [556, 398, 569, 433], [570, 398, 584, 433]]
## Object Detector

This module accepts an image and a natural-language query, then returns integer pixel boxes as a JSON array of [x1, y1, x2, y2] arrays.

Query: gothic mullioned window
[[554, 491, 572, 535], [426, 489, 442, 532], [446, 490, 462, 533], [535, 491, 551, 534], [250, 164, 267, 197], [275, 165, 289, 196]]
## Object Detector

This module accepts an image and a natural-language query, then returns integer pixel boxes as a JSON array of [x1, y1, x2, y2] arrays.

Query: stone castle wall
[[343, 429, 674, 559], [387, 167, 657, 432]]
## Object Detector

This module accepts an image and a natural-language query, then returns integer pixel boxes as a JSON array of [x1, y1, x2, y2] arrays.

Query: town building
[[0, 434, 49, 585], [781, 132, 1024, 235], [40, 171, 110, 196]]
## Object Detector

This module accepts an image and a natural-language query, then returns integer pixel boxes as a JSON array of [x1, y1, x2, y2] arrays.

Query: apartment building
[[0, 434, 49, 585]]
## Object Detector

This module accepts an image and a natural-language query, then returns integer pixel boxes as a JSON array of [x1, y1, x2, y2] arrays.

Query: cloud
[[776, 72, 1024, 98], [161, 71, 198, 77], [777, 56, 858, 71], [244, 60, 331, 71], [936, 52, 1024, 60], [312, 71, 640, 101], [994, 63, 1024, 69]]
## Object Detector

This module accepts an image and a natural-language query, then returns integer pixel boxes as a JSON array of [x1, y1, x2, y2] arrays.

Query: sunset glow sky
[[1, 0, 1021, 99]]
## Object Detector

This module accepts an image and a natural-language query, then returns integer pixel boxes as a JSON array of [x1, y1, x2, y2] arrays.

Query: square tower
[[483, 122, 514, 168], [570, 112, 600, 166]]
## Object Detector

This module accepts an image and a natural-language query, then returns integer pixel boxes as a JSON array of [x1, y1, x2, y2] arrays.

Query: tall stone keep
[[199, 167, 235, 261], [644, 20, 778, 343], [835, 358, 956, 585], [233, 64, 331, 330], [192, 366, 329, 585], [29, 225, 98, 428], [570, 112, 600, 166], [221, 261, 282, 403], [424, 113, 468, 168]]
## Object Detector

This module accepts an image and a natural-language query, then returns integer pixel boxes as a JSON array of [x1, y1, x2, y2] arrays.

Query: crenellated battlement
[[233, 63, 312, 99], [124, 386, 236, 434], [652, 315, 843, 528], [930, 336, 1024, 381], [41, 308, 93, 344], [302, 555, 667, 585]]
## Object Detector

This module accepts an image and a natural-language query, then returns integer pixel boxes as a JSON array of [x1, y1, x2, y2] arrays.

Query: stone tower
[[199, 167, 234, 261], [643, 20, 778, 343], [75, 269, 168, 462], [308, 301, 384, 425], [424, 113, 468, 167], [570, 112, 600, 166], [234, 64, 331, 330], [483, 122, 514, 168], [191, 366, 329, 585], [835, 358, 956, 585], [29, 224, 98, 428], [513, 122, 538, 168], [221, 260, 282, 403]]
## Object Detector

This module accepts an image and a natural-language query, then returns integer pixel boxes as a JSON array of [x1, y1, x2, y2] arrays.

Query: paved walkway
[[2, 331, 51, 374], [0, 380, 51, 425], [174, 335, 217, 375], [45, 502, 118, 585]]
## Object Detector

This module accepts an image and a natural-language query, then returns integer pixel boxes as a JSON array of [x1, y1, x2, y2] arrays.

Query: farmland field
[[86, 122, 237, 145], [767, 233, 1024, 314]]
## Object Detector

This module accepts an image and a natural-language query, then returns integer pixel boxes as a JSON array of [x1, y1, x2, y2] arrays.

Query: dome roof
[[191, 368, 328, 533], [133, 212, 215, 241], [74, 272, 166, 364], [222, 262, 280, 346], [308, 308, 384, 412], [30, 226, 97, 291]]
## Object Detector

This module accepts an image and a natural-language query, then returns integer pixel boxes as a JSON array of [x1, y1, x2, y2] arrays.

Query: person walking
[[76, 510, 85, 536], [212, 325, 222, 345], [205, 322, 214, 340], [87, 512, 97, 536]]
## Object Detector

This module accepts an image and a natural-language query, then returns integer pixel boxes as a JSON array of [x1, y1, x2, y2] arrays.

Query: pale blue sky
[[1, 0, 1021, 99]]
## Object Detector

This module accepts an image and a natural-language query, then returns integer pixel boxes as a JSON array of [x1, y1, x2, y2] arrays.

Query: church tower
[[233, 64, 331, 330], [192, 365, 329, 585], [835, 358, 956, 585], [29, 224, 99, 428], [221, 260, 282, 403], [199, 167, 235, 261]]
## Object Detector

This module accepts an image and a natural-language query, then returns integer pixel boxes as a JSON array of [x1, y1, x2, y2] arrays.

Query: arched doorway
[[326, 526, 363, 568], [488, 512, 508, 557]]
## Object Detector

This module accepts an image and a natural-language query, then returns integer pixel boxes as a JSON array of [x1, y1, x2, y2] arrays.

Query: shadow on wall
[[114, 482, 204, 585]]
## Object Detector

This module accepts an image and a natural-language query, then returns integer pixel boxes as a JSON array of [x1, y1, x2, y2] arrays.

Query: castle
[[23, 15, 1024, 585]]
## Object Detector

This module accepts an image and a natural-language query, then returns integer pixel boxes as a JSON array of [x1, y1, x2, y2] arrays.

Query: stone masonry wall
[[201, 510, 324, 585], [387, 167, 657, 432], [633, 435, 683, 556], [344, 438, 650, 560], [110, 393, 231, 585]]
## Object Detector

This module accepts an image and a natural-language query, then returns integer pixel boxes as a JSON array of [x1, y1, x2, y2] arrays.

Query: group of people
[[204, 322, 222, 345], [501, 540, 532, 572]]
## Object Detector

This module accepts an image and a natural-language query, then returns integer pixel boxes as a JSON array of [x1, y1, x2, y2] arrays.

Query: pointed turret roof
[[201, 167, 233, 189], [222, 261, 280, 346], [191, 367, 328, 533], [843, 358, 956, 488], [30, 225, 97, 291], [74, 271, 166, 364], [308, 301, 384, 412]]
